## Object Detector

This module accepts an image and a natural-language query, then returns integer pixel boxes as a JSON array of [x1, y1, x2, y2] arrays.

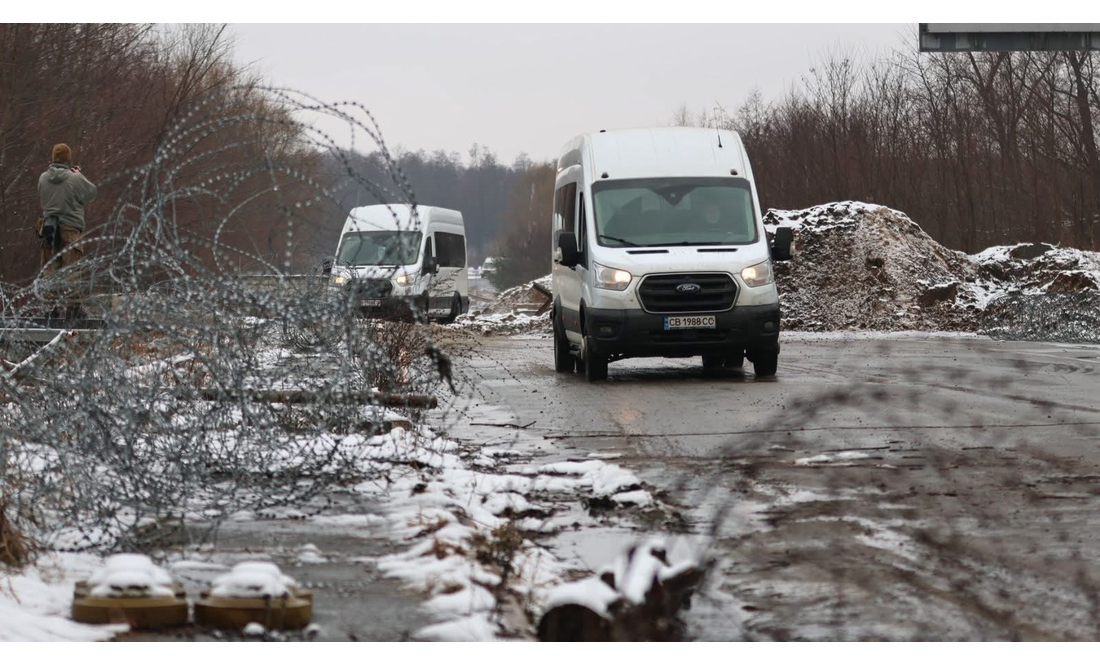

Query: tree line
[[323, 145, 533, 266], [0, 24, 324, 284], [8, 27, 1097, 292], [680, 46, 1100, 253], [0, 24, 530, 288], [488, 46, 1100, 291]]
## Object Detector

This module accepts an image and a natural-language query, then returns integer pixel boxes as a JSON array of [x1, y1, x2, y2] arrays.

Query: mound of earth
[[474, 275, 552, 317], [455, 276, 553, 335], [766, 202, 1100, 335]]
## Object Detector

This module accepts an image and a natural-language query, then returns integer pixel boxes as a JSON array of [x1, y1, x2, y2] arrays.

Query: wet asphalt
[[118, 330, 1100, 641], [451, 331, 1100, 640]]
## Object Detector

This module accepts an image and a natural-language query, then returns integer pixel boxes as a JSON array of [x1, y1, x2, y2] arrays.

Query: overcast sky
[[230, 24, 914, 165]]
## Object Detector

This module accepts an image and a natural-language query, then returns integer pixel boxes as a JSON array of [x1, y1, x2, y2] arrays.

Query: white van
[[551, 127, 792, 381], [480, 257, 497, 276], [328, 204, 469, 323]]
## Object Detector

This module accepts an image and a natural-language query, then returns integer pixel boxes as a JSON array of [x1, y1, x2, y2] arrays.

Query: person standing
[[39, 143, 96, 319]]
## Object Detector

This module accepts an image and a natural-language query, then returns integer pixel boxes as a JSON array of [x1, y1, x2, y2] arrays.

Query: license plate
[[664, 315, 716, 330], [364, 299, 382, 307]]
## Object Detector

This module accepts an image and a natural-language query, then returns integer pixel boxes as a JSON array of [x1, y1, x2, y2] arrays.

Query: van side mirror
[[557, 232, 580, 268], [771, 226, 793, 262], [423, 257, 439, 274], [320, 258, 333, 275]]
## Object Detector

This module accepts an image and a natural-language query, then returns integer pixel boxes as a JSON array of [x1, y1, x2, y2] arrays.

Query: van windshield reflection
[[592, 178, 758, 248], [337, 231, 422, 266]]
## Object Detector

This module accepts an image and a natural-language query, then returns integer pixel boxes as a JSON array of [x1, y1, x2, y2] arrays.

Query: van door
[[553, 181, 583, 340], [428, 231, 464, 317]]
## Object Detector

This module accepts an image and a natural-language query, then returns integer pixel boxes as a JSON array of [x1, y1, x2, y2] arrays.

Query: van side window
[[555, 182, 577, 233], [553, 188, 564, 234], [435, 232, 466, 268], [577, 192, 588, 268]]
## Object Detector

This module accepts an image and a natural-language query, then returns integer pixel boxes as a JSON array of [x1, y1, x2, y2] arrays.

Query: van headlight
[[740, 260, 774, 287], [395, 273, 414, 286], [594, 262, 632, 291], [330, 274, 349, 286]]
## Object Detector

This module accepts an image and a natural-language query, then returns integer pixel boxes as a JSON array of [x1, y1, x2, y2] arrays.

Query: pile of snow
[[86, 553, 176, 598], [766, 202, 1100, 335], [0, 553, 128, 641], [210, 561, 296, 598]]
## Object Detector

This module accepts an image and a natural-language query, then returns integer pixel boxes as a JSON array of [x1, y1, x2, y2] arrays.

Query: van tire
[[583, 339, 608, 382], [553, 315, 575, 373], [441, 293, 461, 324], [753, 350, 778, 377]]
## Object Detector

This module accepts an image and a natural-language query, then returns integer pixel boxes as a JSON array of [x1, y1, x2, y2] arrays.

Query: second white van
[[328, 204, 469, 322], [550, 127, 792, 381]]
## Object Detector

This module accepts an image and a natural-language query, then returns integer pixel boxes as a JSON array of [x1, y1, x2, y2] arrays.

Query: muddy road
[[448, 331, 1100, 640]]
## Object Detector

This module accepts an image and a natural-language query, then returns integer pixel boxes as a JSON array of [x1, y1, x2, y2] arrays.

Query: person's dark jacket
[[39, 162, 97, 231]]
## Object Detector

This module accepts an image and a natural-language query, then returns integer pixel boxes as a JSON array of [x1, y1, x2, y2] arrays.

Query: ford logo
[[676, 283, 701, 294]]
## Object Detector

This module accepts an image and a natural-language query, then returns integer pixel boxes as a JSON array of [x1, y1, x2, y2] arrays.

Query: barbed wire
[[981, 292, 1100, 344], [0, 87, 449, 553]]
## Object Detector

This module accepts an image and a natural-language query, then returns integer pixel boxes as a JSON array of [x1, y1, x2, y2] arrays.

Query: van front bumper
[[357, 296, 428, 320], [327, 284, 427, 319], [583, 303, 780, 359]]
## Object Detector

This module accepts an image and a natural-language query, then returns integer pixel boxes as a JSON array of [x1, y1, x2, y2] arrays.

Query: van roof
[[341, 204, 463, 233], [559, 127, 748, 181]]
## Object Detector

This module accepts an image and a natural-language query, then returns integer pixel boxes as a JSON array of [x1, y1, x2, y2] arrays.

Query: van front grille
[[637, 273, 737, 314], [348, 278, 393, 298]]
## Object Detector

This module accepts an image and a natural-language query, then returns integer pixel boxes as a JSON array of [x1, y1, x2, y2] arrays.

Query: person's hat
[[51, 144, 72, 163]]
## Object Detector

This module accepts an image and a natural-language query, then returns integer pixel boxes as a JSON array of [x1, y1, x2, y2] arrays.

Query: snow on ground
[[452, 311, 549, 336], [364, 422, 667, 640], [0, 553, 127, 641], [1, 414, 669, 641]]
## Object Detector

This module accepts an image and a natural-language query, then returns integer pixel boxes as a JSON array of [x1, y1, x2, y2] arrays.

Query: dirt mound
[[766, 202, 1100, 337], [765, 202, 981, 332], [475, 276, 552, 317], [456, 276, 553, 335]]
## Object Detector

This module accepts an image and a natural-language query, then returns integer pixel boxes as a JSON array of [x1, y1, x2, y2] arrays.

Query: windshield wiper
[[599, 234, 641, 247]]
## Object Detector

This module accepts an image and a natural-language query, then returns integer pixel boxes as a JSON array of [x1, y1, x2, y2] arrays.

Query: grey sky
[[230, 24, 914, 165]]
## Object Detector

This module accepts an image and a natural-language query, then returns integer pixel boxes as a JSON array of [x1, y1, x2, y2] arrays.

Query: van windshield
[[337, 231, 422, 266], [592, 178, 758, 247]]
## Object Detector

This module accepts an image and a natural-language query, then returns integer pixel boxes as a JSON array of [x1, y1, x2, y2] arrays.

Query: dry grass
[[0, 499, 33, 569], [356, 321, 438, 394], [470, 521, 525, 584]]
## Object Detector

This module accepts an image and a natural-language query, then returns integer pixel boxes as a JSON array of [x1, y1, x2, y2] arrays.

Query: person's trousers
[[40, 225, 85, 315]]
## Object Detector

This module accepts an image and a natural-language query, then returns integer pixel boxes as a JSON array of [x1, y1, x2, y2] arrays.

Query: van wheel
[[584, 338, 608, 382], [441, 294, 461, 324], [753, 350, 778, 377], [553, 317, 575, 373]]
